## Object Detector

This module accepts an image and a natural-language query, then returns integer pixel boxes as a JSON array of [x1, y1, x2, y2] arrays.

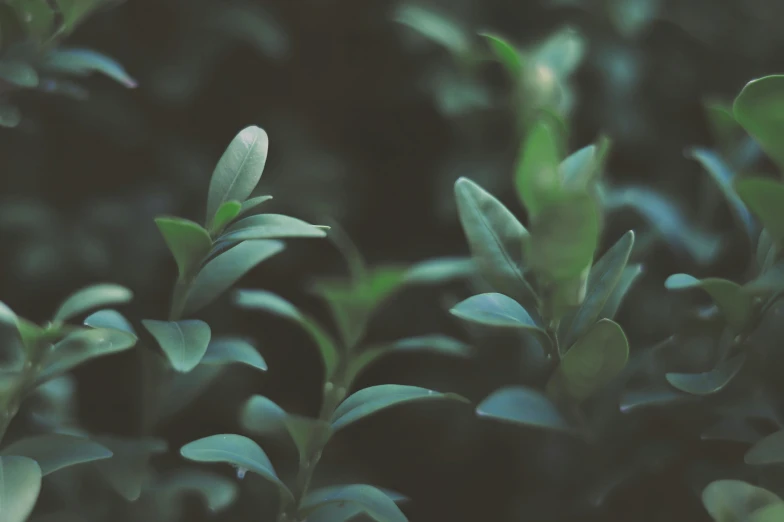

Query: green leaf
[[301, 484, 407, 522], [665, 274, 754, 330], [749, 503, 784, 522], [0, 456, 42, 522], [450, 293, 550, 349], [83, 309, 136, 336], [0, 61, 38, 87], [733, 75, 784, 170], [331, 384, 469, 432], [0, 301, 42, 347], [745, 430, 784, 465], [142, 319, 211, 373], [93, 435, 168, 502], [515, 119, 562, 217], [393, 4, 470, 56], [220, 214, 327, 241], [183, 239, 284, 316], [453, 177, 537, 309], [239, 395, 288, 435], [52, 283, 133, 323], [529, 191, 601, 282], [205, 126, 269, 226], [560, 145, 598, 190], [234, 289, 339, 378], [154, 217, 213, 280], [745, 263, 784, 295], [237, 195, 273, 217], [41, 48, 137, 88], [158, 365, 224, 421], [757, 229, 776, 273], [403, 256, 475, 285], [37, 327, 137, 384], [154, 468, 239, 520], [480, 33, 523, 79], [180, 434, 292, 502], [547, 319, 629, 403], [7, 0, 54, 42], [619, 386, 688, 414], [1, 434, 111, 476], [665, 353, 746, 396], [476, 386, 571, 432], [209, 200, 242, 236], [599, 263, 644, 321], [702, 480, 781, 522], [282, 415, 329, 462], [199, 337, 267, 372], [736, 177, 784, 246], [0, 103, 21, 128], [558, 231, 634, 349]]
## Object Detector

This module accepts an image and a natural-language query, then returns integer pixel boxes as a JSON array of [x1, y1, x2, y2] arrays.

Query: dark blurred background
[[2, 0, 784, 520]]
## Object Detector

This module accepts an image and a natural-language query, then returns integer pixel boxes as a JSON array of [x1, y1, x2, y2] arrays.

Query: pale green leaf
[[1, 434, 111, 476], [142, 319, 211, 373], [52, 283, 133, 323]]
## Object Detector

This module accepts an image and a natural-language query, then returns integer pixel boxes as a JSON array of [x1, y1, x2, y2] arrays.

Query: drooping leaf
[[515, 118, 562, 217], [1, 434, 111, 476], [154, 217, 213, 280], [209, 200, 242, 236], [480, 33, 523, 79], [453, 177, 537, 309], [142, 319, 211, 373], [234, 290, 339, 378], [559, 231, 634, 348], [237, 195, 273, 217], [52, 283, 133, 323], [183, 239, 284, 316], [0, 455, 42, 522], [199, 337, 267, 372], [220, 214, 327, 241], [180, 434, 292, 502], [733, 75, 784, 170], [599, 263, 644, 320], [205, 126, 269, 226], [41, 48, 137, 88], [702, 480, 781, 522], [666, 354, 746, 396], [547, 319, 629, 403], [736, 177, 784, 246], [83, 309, 136, 336], [665, 274, 753, 330], [403, 256, 475, 285], [300, 484, 407, 522], [745, 430, 784, 465], [331, 384, 469, 432], [476, 386, 571, 432], [93, 435, 168, 502]]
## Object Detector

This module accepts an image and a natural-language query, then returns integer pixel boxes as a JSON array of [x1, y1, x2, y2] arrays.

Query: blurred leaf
[[702, 480, 781, 522], [180, 434, 292, 502], [199, 337, 266, 372], [453, 177, 537, 310], [283, 415, 329, 463], [532, 26, 584, 78], [331, 384, 469, 432], [237, 195, 273, 217], [154, 468, 239, 520], [515, 119, 562, 217], [183, 239, 284, 316], [665, 274, 753, 330], [394, 3, 470, 56], [560, 145, 598, 190], [736, 177, 784, 246], [480, 33, 523, 78], [206, 126, 268, 227], [154, 217, 213, 280], [702, 417, 761, 444], [666, 354, 746, 395], [142, 319, 211, 373], [234, 289, 339, 378], [0, 455, 41, 522], [559, 231, 634, 348], [476, 386, 571, 432], [547, 319, 629, 403], [403, 256, 474, 284], [757, 229, 776, 273], [209, 200, 242, 236], [220, 214, 327, 241], [619, 386, 687, 413], [159, 364, 223, 421], [41, 48, 136, 88], [599, 263, 644, 320], [0, 301, 42, 347], [704, 100, 743, 154], [1, 434, 111, 475], [0, 61, 38, 87], [749, 503, 784, 521], [745, 263, 784, 295], [83, 309, 136, 336], [733, 75, 784, 170], [746, 430, 784, 465], [239, 395, 287, 435], [93, 435, 168, 502], [0, 103, 21, 128], [7, 0, 54, 42], [52, 283, 133, 323], [301, 484, 406, 522]]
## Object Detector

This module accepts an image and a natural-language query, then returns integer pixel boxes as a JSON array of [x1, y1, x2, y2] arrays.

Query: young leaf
[[210, 200, 242, 236], [560, 144, 597, 190], [83, 309, 136, 336], [199, 337, 267, 372], [234, 289, 339, 378], [1, 434, 111, 476], [0, 456, 42, 522], [142, 319, 211, 373], [453, 177, 537, 309], [745, 430, 784, 465], [665, 274, 753, 330], [665, 353, 746, 396], [154, 217, 213, 280], [93, 436, 168, 502], [547, 319, 629, 403], [733, 75, 784, 170], [515, 119, 562, 217], [180, 434, 292, 502], [558, 230, 634, 349], [403, 256, 475, 285], [736, 177, 784, 246], [599, 263, 644, 320], [331, 384, 469, 432], [205, 126, 269, 226], [41, 48, 137, 88], [702, 480, 781, 522], [480, 33, 523, 79], [183, 239, 284, 316], [300, 484, 407, 522], [476, 386, 571, 432], [52, 283, 133, 323], [237, 195, 273, 217], [220, 214, 327, 241]]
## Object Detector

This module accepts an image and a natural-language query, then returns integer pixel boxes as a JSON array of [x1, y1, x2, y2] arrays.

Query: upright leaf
[[599, 263, 644, 320], [480, 33, 523, 79], [154, 217, 213, 280], [142, 319, 211, 373], [733, 75, 784, 170], [1, 434, 111, 476], [0, 456, 41, 522], [52, 283, 133, 323], [237, 195, 273, 217], [560, 145, 597, 190], [515, 119, 562, 217], [210, 200, 242, 236], [476, 386, 571, 432]]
